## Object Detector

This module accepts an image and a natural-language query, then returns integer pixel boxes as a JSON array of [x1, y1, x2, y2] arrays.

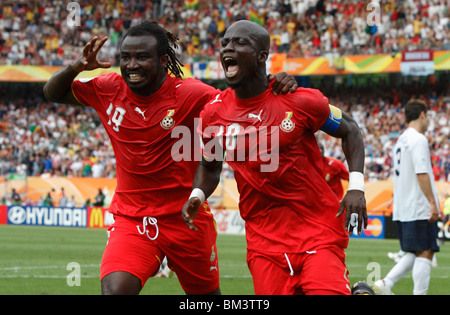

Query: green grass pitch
[[0, 225, 448, 295]]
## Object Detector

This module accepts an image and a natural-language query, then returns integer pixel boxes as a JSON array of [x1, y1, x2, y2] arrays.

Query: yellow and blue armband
[[320, 105, 342, 135]]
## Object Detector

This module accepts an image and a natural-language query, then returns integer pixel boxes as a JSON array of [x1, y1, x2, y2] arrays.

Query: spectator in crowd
[[93, 188, 105, 207], [83, 197, 92, 207], [66, 195, 77, 208], [42, 191, 54, 207], [10, 188, 21, 205], [58, 187, 68, 207]]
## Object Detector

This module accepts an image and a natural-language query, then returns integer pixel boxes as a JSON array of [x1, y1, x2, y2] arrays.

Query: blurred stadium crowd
[[0, 0, 448, 184], [316, 78, 449, 183], [0, 84, 117, 179], [0, 0, 448, 65], [0, 78, 448, 183]]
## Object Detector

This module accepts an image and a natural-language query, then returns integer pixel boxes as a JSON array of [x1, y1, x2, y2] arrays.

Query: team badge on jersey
[[280, 111, 295, 132], [160, 109, 175, 129]]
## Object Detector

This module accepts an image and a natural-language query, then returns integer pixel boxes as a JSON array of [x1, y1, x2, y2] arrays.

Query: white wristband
[[189, 188, 206, 204], [347, 172, 365, 192]]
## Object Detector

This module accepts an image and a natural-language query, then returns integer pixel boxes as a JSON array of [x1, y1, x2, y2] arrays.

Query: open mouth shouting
[[222, 56, 239, 78]]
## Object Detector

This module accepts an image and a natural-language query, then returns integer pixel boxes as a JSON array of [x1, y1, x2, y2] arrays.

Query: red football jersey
[[199, 84, 348, 253], [323, 156, 349, 201], [72, 73, 218, 217]]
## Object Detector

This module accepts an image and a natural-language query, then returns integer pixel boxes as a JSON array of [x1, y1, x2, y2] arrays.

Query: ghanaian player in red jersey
[[318, 143, 350, 200], [182, 20, 367, 295], [43, 21, 296, 295]]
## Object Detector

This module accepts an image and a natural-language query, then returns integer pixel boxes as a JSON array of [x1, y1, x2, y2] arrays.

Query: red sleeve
[[71, 73, 120, 111], [292, 88, 330, 132]]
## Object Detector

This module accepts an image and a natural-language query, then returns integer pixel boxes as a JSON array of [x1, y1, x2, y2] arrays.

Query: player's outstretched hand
[[336, 190, 367, 235], [268, 72, 298, 95], [71, 36, 112, 73], [182, 197, 202, 231]]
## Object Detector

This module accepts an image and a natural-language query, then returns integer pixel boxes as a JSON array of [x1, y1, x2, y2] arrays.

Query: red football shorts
[[247, 246, 351, 295], [100, 205, 219, 294]]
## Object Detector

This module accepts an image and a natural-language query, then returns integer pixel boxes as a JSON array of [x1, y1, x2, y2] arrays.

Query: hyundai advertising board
[[7, 205, 87, 228]]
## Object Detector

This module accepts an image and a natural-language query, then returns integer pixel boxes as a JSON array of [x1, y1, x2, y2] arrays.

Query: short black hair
[[122, 21, 184, 79], [404, 99, 428, 123]]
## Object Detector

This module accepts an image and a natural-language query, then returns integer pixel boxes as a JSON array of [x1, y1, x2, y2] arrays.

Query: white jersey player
[[392, 128, 439, 222], [374, 99, 440, 295]]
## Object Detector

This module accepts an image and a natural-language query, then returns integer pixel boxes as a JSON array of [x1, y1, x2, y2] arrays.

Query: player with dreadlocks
[[43, 21, 297, 295], [122, 21, 185, 79]]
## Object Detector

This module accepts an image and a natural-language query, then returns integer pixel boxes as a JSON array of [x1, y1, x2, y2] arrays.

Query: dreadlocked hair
[[122, 21, 184, 79]]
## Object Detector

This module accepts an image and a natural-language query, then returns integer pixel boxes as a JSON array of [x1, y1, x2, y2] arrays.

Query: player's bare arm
[[322, 109, 367, 235], [182, 158, 222, 231], [43, 36, 111, 106], [417, 173, 440, 222]]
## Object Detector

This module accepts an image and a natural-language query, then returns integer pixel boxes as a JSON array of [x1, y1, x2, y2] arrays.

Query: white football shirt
[[392, 127, 439, 222]]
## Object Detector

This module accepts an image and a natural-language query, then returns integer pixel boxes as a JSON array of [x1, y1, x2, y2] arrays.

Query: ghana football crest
[[160, 109, 175, 129], [280, 111, 295, 132]]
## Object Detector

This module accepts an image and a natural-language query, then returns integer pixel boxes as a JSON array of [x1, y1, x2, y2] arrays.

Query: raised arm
[[182, 158, 223, 231], [43, 36, 111, 105]]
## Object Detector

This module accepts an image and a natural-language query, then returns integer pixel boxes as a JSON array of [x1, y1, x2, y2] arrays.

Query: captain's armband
[[320, 105, 342, 135]]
